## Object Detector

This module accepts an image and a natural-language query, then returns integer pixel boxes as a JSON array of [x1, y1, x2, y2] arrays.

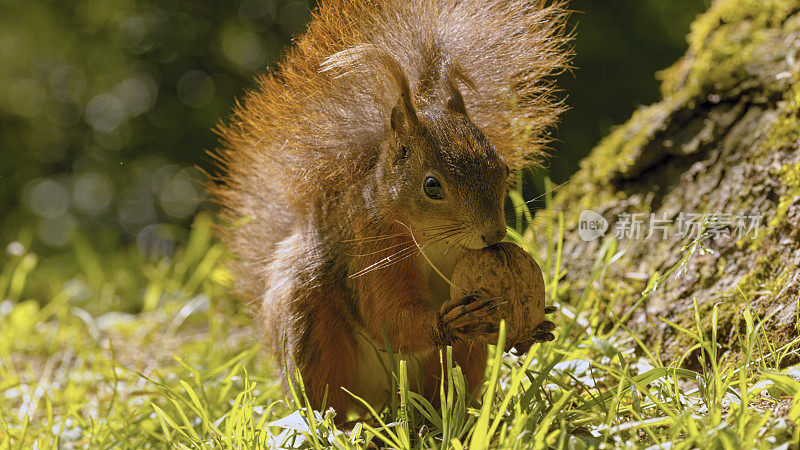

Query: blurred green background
[[0, 0, 710, 255]]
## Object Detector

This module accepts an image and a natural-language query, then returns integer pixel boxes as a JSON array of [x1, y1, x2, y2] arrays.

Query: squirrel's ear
[[446, 80, 467, 116], [320, 44, 419, 134], [390, 90, 419, 134]]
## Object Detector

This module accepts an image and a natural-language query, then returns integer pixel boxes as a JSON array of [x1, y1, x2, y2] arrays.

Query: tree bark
[[550, 0, 800, 364]]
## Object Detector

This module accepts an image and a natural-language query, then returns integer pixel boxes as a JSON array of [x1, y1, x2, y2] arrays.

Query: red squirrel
[[212, 0, 569, 419]]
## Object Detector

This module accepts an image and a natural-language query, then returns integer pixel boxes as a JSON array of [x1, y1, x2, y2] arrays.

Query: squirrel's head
[[376, 82, 510, 250]]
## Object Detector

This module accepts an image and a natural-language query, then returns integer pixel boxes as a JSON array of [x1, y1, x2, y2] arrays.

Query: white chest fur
[[353, 332, 432, 408], [352, 240, 466, 406], [418, 240, 466, 308]]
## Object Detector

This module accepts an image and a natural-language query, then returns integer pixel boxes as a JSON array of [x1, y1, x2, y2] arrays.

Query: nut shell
[[449, 242, 545, 347]]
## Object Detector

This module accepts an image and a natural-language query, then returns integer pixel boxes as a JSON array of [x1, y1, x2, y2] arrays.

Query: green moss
[[552, 0, 800, 357], [556, 1, 799, 224], [715, 256, 727, 279], [733, 81, 800, 307], [660, 0, 800, 99], [765, 79, 800, 230], [769, 162, 800, 229], [736, 254, 787, 296], [553, 98, 682, 225], [749, 81, 800, 250], [732, 162, 800, 317]]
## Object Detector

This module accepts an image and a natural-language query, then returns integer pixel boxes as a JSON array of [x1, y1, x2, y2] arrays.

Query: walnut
[[450, 242, 549, 351]]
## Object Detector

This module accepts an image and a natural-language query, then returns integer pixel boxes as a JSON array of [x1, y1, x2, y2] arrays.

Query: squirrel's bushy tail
[[213, 0, 570, 299]]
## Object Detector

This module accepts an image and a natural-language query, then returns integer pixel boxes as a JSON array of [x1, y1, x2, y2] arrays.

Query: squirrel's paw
[[438, 293, 503, 343], [529, 306, 558, 343], [511, 322, 555, 353], [511, 307, 558, 353], [530, 320, 556, 343]]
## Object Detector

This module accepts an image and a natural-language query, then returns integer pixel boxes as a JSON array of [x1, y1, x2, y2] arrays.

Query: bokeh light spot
[[136, 224, 177, 260], [220, 25, 264, 72], [115, 74, 158, 117], [73, 172, 113, 217], [6, 241, 25, 257], [118, 192, 157, 233], [26, 179, 70, 219], [49, 65, 86, 104], [38, 214, 76, 248], [177, 70, 215, 108], [8, 79, 46, 117], [278, 2, 310, 35], [116, 15, 158, 53], [239, 0, 277, 21], [160, 169, 200, 219], [85, 93, 125, 133]]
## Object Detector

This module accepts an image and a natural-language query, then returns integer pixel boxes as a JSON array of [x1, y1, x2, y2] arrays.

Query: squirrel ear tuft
[[320, 44, 419, 134], [446, 80, 467, 116]]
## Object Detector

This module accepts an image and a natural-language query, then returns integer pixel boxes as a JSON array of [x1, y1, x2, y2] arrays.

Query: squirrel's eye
[[423, 176, 444, 199], [400, 145, 408, 159]]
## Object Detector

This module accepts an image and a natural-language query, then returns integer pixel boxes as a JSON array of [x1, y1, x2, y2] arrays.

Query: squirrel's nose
[[481, 227, 506, 246]]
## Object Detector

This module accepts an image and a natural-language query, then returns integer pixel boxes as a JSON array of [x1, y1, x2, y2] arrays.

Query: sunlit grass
[[1, 190, 800, 448]]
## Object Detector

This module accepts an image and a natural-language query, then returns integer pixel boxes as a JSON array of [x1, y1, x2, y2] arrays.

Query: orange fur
[[210, 0, 570, 419]]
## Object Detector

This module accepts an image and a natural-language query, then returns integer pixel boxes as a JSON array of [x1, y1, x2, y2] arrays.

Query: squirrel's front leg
[[357, 269, 502, 352], [437, 293, 505, 342]]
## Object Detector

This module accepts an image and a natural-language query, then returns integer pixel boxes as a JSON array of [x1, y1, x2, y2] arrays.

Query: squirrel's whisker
[[346, 239, 415, 257], [354, 251, 418, 277], [349, 244, 421, 278], [443, 233, 469, 257], [509, 179, 572, 216], [397, 220, 466, 294], [345, 222, 467, 245], [342, 232, 407, 243], [527, 225, 554, 241], [417, 221, 469, 232], [419, 228, 468, 247], [350, 226, 468, 278], [523, 179, 571, 206], [348, 225, 467, 257]]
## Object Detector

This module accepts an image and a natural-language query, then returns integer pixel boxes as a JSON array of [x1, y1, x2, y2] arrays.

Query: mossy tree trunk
[[551, 0, 800, 363]]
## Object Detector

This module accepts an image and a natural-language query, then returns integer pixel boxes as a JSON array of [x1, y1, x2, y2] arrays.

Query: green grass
[[2, 194, 800, 448]]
